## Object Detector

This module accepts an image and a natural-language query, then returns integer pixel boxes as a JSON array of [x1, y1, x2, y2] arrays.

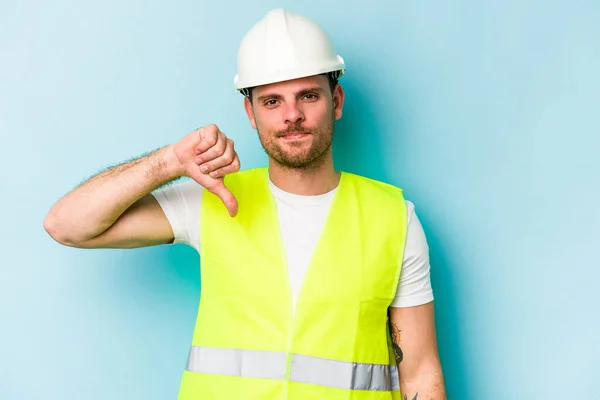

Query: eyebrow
[[256, 87, 326, 103]]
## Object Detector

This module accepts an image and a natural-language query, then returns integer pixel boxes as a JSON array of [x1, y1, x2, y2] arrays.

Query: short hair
[[242, 71, 341, 102]]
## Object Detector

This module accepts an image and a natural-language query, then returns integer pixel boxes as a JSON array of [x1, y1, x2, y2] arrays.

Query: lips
[[278, 131, 310, 137], [280, 132, 310, 141]]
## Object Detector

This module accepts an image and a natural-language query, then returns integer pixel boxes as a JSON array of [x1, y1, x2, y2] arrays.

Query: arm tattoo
[[390, 321, 420, 400], [389, 322, 404, 364]]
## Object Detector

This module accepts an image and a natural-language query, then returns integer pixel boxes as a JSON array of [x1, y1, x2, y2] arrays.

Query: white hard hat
[[234, 8, 345, 94]]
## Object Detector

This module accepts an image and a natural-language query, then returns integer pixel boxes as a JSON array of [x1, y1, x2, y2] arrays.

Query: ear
[[244, 96, 257, 129], [332, 84, 345, 120]]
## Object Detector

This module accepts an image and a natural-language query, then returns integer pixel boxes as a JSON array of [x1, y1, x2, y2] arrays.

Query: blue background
[[1, 0, 599, 398]]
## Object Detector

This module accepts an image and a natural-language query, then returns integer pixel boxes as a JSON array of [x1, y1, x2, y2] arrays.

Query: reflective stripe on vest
[[186, 346, 400, 392]]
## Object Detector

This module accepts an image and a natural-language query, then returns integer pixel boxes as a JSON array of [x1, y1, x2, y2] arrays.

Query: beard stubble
[[257, 117, 335, 170]]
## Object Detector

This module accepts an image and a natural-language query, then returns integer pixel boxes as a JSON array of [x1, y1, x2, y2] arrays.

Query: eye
[[263, 99, 278, 107], [303, 93, 318, 100]]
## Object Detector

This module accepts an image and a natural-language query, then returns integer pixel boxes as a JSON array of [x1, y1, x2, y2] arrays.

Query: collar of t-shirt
[[268, 178, 338, 207]]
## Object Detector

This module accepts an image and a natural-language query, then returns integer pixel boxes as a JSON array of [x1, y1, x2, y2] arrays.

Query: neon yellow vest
[[178, 167, 408, 400]]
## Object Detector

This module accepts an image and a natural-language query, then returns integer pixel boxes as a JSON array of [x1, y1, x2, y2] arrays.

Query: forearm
[[44, 144, 183, 243], [388, 303, 447, 400], [399, 357, 447, 400]]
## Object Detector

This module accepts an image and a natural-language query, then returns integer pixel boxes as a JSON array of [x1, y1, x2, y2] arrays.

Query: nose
[[283, 101, 305, 125]]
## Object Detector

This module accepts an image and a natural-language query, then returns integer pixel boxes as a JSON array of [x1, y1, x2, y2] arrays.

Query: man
[[44, 8, 446, 400]]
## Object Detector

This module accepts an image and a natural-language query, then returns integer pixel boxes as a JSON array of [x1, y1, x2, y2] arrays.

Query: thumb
[[209, 181, 238, 217]]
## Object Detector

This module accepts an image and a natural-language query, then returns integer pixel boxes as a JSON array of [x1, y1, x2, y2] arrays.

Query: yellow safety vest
[[177, 167, 408, 400]]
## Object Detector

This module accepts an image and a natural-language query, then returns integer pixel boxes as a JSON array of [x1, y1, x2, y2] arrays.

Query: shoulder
[[222, 167, 267, 190], [342, 174, 423, 233], [405, 199, 416, 221], [153, 178, 203, 199], [342, 172, 406, 209], [151, 178, 204, 216], [225, 167, 267, 180], [344, 172, 403, 193], [344, 172, 403, 191]]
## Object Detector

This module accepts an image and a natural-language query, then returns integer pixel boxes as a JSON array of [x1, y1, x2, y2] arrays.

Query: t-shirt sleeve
[[151, 178, 203, 253], [389, 200, 435, 308]]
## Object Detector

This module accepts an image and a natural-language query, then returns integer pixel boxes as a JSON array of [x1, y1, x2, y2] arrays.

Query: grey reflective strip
[[390, 363, 400, 391], [186, 346, 399, 391], [186, 346, 287, 380], [291, 354, 397, 391]]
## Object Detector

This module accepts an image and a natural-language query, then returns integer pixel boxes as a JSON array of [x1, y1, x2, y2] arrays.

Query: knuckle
[[205, 135, 217, 147], [216, 138, 227, 152]]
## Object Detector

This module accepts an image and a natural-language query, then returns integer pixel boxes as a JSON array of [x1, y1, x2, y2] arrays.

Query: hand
[[173, 124, 240, 216]]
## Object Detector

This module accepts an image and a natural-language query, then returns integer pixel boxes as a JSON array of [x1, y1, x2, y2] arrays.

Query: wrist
[[161, 144, 186, 180]]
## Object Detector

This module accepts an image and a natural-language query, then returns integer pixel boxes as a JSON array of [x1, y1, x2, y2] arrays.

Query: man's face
[[244, 75, 344, 169]]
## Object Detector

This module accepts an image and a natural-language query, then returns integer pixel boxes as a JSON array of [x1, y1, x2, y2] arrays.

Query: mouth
[[279, 131, 311, 141]]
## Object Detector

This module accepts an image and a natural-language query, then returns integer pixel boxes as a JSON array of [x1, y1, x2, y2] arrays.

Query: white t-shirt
[[152, 177, 434, 309]]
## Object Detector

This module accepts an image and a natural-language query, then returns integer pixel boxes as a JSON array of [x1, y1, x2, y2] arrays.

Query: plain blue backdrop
[[1, 0, 599, 398]]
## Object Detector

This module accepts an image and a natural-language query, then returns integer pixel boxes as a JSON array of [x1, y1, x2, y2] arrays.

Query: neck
[[268, 152, 340, 195]]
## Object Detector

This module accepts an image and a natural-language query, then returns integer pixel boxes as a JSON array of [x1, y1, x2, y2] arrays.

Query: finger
[[208, 155, 240, 179], [195, 132, 227, 164], [189, 128, 203, 148], [200, 140, 235, 173], [210, 182, 238, 217], [194, 125, 220, 154]]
